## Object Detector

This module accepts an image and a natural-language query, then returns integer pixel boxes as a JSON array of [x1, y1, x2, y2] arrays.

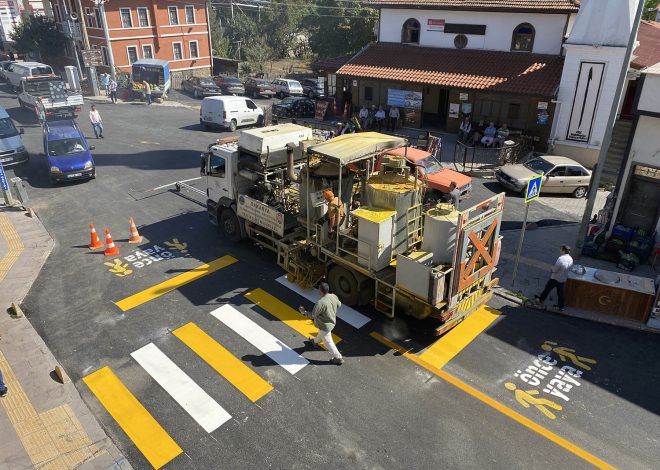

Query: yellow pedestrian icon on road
[[505, 382, 563, 420], [541, 341, 597, 371], [104, 259, 133, 277], [165, 238, 188, 254]]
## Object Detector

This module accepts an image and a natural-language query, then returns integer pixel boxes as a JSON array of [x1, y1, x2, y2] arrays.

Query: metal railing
[[453, 135, 534, 173]]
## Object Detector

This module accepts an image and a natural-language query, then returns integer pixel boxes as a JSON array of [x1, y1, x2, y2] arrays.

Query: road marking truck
[[201, 124, 505, 334]]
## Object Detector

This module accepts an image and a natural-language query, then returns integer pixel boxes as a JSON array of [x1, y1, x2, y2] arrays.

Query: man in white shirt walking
[[89, 105, 103, 139], [535, 245, 573, 311]]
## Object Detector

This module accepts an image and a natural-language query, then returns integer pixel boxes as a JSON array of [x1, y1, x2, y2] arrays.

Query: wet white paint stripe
[[210, 304, 308, 375], [275, 275, 371, 329], [131, 343, 231, 433], [151, 177, 201, 191]]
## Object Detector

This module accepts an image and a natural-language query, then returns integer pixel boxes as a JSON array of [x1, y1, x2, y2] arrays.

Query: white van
[[5, 62, 54, 91], [0, 106, 27, 166], [200, 96, 264, 132]]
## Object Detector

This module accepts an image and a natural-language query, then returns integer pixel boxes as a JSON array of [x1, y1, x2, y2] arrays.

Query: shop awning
[[307, 132, 408, 164], [337, 43, 565, 97]]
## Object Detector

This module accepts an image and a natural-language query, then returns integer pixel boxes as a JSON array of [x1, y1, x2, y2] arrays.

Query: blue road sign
[[524, 174, 543, 204], [0, 162, 8, 191]]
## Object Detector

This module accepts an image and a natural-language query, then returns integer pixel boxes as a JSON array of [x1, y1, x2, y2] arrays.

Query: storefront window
[[402, 19, 420, 44], [511, 23, 535, 52]]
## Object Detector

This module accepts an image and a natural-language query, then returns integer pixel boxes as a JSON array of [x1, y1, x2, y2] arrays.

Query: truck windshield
[[25, 81, 54, 95], [417, 155, 442, 174], [0, 118, 18, 139], [49, 138, 86, 156]]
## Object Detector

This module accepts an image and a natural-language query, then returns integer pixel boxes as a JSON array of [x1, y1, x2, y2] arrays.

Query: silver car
[[495, 155, 592, 198]]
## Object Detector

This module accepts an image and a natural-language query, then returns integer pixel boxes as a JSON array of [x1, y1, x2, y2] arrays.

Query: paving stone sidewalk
[[0, 206, 131, 470]]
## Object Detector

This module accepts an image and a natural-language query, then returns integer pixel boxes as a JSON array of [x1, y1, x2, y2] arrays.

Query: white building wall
[[379, 9, 570, 55], [551, 44, 627, 167]]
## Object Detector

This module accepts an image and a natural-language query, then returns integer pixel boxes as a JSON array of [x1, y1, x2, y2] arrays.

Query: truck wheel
[[328, 265, 359, 306], [257, 115, 264, 127], [229, 119, 237, 132], [219, 208, 244, 241]]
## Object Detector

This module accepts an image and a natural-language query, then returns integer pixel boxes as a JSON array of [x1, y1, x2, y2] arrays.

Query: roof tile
[[337, 43, 564, 97]]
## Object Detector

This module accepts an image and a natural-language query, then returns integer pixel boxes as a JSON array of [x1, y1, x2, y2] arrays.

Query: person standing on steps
[[535, 245, 573, 311], [299, 282, 344, 365], [143, 79, 152, 105], [89, 105, 104, 139]]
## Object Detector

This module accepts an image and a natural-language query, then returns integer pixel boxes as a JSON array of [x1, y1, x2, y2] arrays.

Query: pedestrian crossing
[[84, 284, 363, 469]]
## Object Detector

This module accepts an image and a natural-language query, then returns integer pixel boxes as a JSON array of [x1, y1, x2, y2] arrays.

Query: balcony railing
[[57, 21, 82, 40]]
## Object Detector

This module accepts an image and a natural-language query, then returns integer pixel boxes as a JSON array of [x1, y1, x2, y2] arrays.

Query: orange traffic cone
[[128, 217, 143, 244], [343, 103, 349, 118], [104, 228, 120, 257], [88, 223, 103, 250]]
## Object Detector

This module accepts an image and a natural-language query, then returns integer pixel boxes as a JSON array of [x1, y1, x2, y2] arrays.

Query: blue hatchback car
[[43, 120, 95, 185]]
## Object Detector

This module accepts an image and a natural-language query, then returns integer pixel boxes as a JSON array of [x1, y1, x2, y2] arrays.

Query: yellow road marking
[[245, 288, 341, 345], [114, 255, 238, 311], [419, 305, 500, 369], [0, 213, 24, 283], [370, 332, 615, 470], [173, 322, 272, 402], [83, 366, 182, 469]]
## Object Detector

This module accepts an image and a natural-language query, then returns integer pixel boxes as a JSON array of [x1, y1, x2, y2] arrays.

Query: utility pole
[[95, 0, 116, 81], [230, 0, 234, 19], [74, 0, 100, 96], [574, 0, 645, 257]]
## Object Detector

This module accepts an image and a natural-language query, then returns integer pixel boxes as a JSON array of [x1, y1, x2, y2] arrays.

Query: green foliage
[[9, 16, 66, 63], [244, 36, 274, 75], [224, 12, 259, 59], [209, 9, 231, 57], [643, 0, 660, 19]]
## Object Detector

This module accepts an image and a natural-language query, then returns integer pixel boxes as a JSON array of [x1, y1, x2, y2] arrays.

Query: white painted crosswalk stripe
[[131, 343, 232, 433], [210, 304, 309, 375], [276, 275, 371, 329]]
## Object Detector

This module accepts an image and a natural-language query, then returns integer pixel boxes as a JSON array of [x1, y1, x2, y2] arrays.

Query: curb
[[492, 286, 525, 305]]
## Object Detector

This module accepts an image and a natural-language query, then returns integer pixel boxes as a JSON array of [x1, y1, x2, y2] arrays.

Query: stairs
[[601, 119, 633, 189]]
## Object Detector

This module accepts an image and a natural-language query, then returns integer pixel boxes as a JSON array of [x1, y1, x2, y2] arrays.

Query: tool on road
[[128, 217, 143, 244], [104, 228, 120, 257], [88, 223, 103, 250]]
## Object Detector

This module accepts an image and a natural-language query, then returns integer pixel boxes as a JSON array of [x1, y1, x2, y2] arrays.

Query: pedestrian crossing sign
[[524, 175, 543, 203]]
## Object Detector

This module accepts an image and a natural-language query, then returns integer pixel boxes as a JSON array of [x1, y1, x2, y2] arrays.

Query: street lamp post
[[95, 0, 116, 81]]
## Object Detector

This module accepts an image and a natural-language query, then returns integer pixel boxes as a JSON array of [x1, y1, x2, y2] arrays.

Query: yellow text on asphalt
[[173, 322, 273, 402], [370, 332, 615, 470], [83, 366, 182, 469], [114, 255, 237, 311]]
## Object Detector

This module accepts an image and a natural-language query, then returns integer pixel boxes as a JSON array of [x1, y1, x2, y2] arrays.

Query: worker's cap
[[323, 190, 334, 201]]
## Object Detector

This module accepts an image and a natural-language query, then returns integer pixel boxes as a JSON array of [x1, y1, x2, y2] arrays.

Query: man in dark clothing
[[299, 282, 343, 365]]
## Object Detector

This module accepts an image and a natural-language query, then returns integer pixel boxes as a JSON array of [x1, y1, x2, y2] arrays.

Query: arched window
[[402, 18, 420, 44], [511, 23, 535, 52]]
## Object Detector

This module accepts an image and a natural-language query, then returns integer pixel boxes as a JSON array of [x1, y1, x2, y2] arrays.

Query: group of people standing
[[458, 116, 511, 148], [100, 73, 118, 104], [358, 105, 400, 132]]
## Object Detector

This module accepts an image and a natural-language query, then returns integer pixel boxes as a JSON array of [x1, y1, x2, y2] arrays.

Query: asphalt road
[[2, 85, 659, 470]]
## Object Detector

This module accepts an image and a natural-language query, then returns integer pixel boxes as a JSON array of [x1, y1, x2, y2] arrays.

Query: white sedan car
[[495, 155, 592, 198]]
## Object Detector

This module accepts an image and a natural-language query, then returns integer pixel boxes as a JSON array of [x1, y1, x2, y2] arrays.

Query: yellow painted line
[[114, 255, 238, 311], [83, 366, 183, 469], [0, 213, 24, 283], [173, 322, 272, 402], [370, 332, 615, 470], [418, 305, 500, 369], [245, 288, 341, 345]]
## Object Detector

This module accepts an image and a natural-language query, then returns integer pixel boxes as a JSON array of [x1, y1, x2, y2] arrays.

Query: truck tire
[[219, 208, 244, 241], [327, 265, 359, 306], [257, 115, 264, 127]]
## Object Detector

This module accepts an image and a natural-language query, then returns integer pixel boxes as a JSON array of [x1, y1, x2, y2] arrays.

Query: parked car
[[200, 96, 264, 132], [5, 62, 54, 91], [299, 78, 324, 99], [273, 97, 315, 118], [495, 155, 592, 198], [0, 105, 27, 166], [270, 78, 304, 98], [181, 76, 222, 98], [213, 76, 245, 95], [0, 60, 14, 82], [244, 77, 276, 99], [383, 147, 472, 202], [42, 120, 95, 185]]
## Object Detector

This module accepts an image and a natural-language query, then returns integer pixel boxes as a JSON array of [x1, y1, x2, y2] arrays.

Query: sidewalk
[[496, 222, 659, 331], [0, 206, 131, 470]]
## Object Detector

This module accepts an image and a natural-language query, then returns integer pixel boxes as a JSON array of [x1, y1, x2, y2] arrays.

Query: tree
[[244, 36, 274, 75], [10, 16, 66, 63], [224, 12, 259, 59], [260, 0, 309, 58], [306, 0, 377, 58], [643, 0, 659, 20], [209, 8, 231, 58]]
